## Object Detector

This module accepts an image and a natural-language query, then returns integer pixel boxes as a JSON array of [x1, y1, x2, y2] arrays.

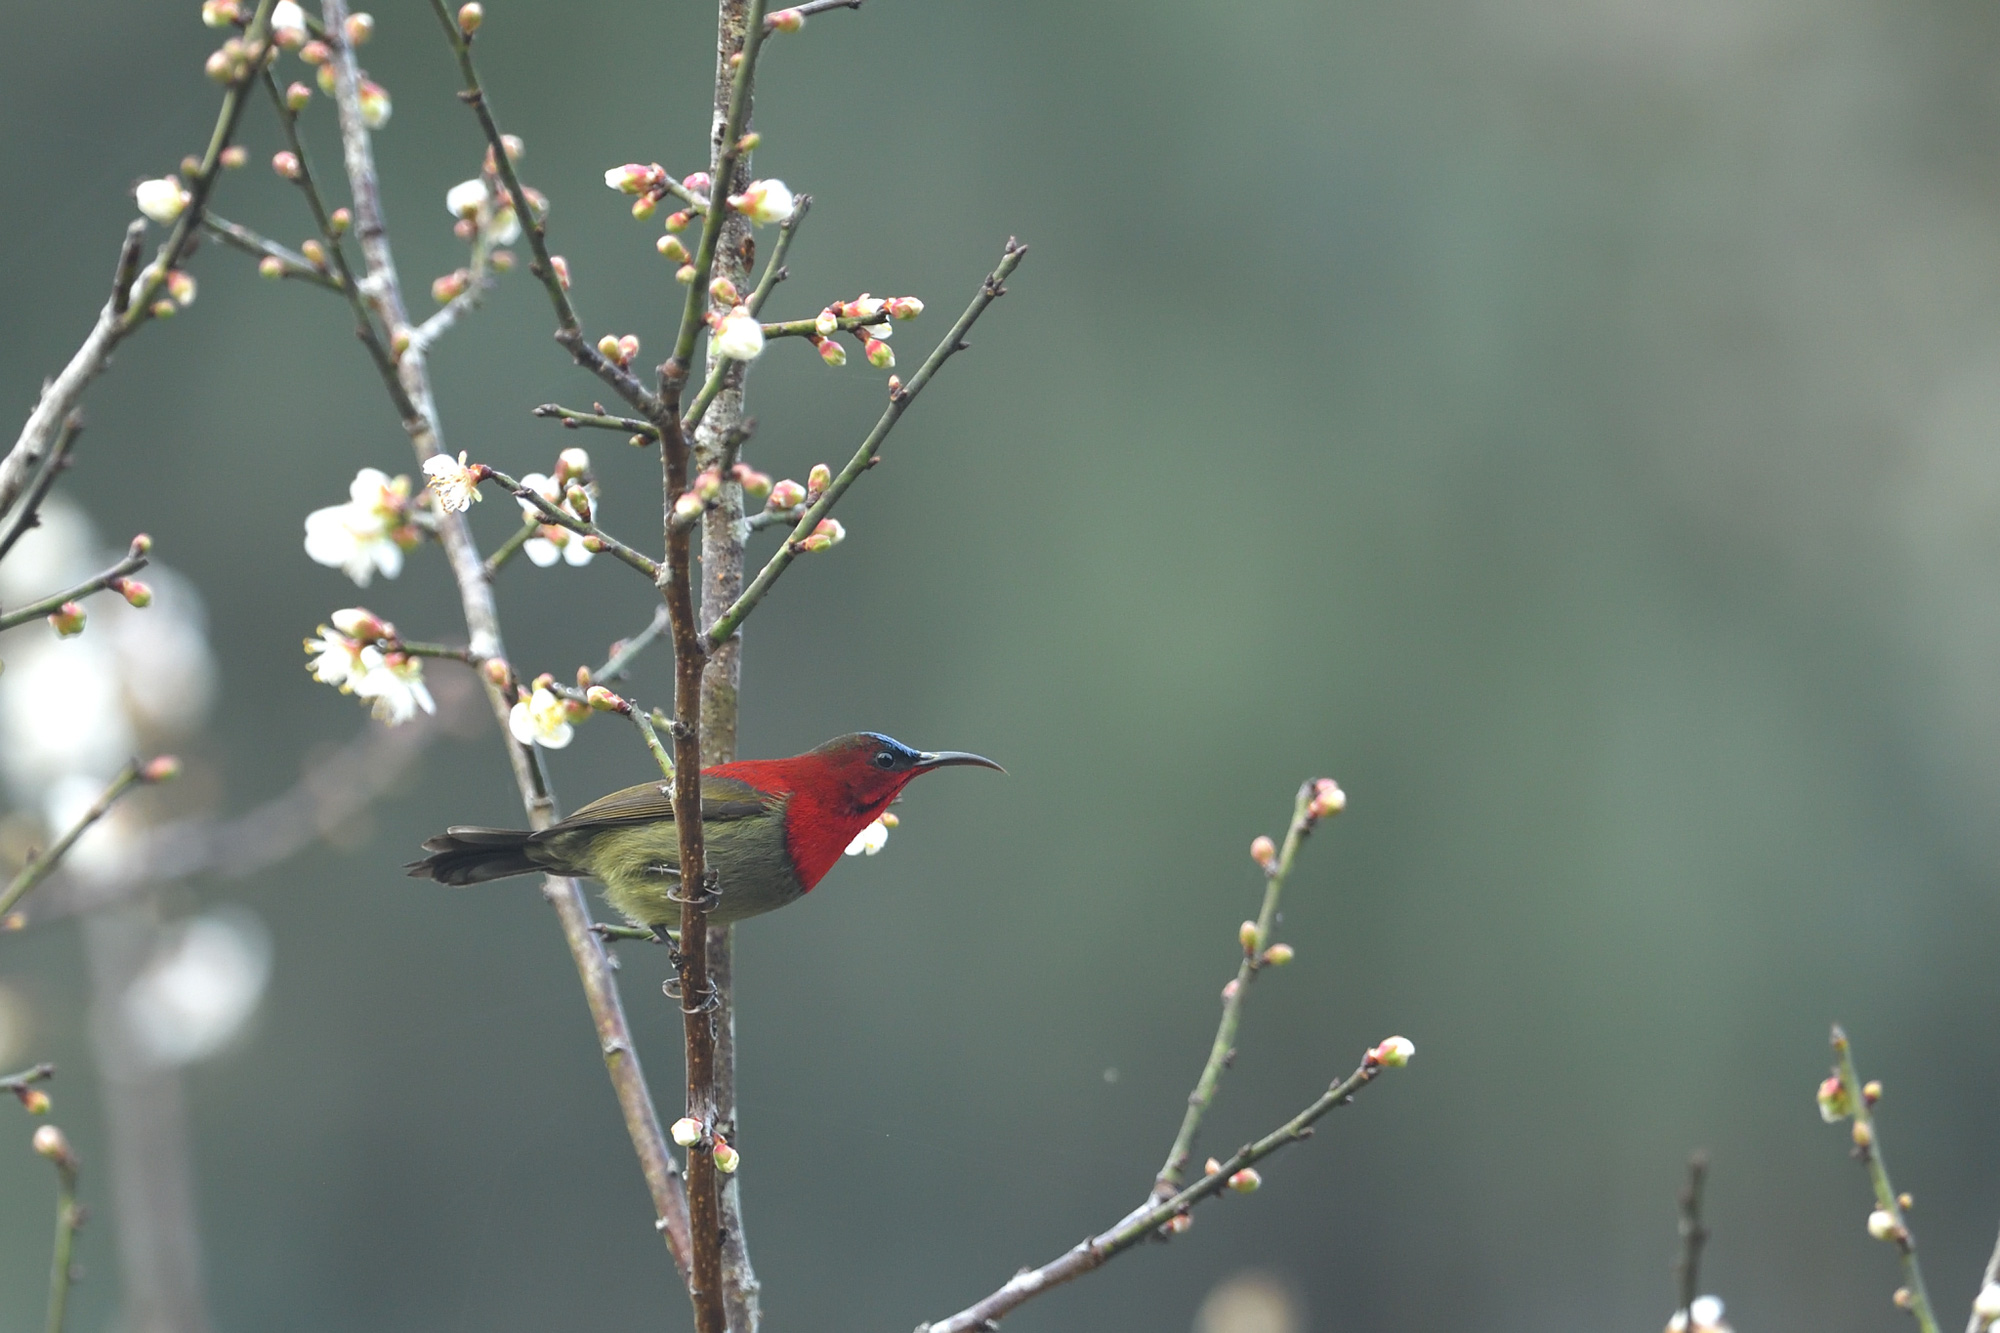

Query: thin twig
[[40, 1132, 81, 1333], [1675, 1152, 1709, 1326], [481, 467, 662, 581], [0, 413, 83, 563], [1, 1064, 55, 1095], [0, 540, 150, 631], [0, 763, 146, 921], [594, 605, 673, 681], [534, 403, 660, 441], [482, 518, 540, 580], [704, 239, 1026, 650], [1831, 1026, 1940, 1333], [201, 215, 343, 289], [321, 0, 695, 1283], [920, 1053, 1401, 1333], [1153, 780, 1326, 1198]]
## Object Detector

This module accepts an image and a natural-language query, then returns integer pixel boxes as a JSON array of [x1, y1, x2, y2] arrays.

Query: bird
[[406, 732, 1002, 929]]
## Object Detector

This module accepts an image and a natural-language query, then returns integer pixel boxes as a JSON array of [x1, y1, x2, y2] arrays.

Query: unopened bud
[[112, 578, 154, 607], [300, 238, 326, 267], [286, 80, 311, 110], [259, 255, 284, 279], [166, 269, 196, 306], [345, 12, 374, 44], [709, 276, 740, 306], [491, 249, 515, 271], [1898, 1193, 1913, 1210], [732, 465, 772, 501], [1220, 978, 1241, 1001], [887, 375, 902, 395], [1309, 777, 1346, 819], [597, 333, 623, 361], [130, 533, 154, 555], [481, 657, 511, 688], [458, 2, 482, 34], [736, 132, 760, 152], [316, 61, 337, 92], [675, 264, 697, 285], [432, 269, 469, 303], [673, 491, 705, 522], [712, 1134, 740, 1174], [631, 194, 657, 221], [300, 39, 330, 64], [769, 7, 805, 31], [31, 1125, 71, 1164], [555, 447, 590, 484], [1163, 1213, 1193, 1235], [888, 295, 924, 319], [1863, 1080, 1882, 1105], [1367, 1035, 1415, 1068], [1817, 1075, 1853, 1123], [390, 328, 412, 356], [17, 1088, 49, 1115], [865, 337, 894, 369], [603, 163, 657, 195], [656, 235, 689, 262], [49, 603, 85, 638], [815, 335, 846, 366], [1867, 1209, 1898, 1242], [149, 298, 178, 318], [550, 255, 571, 289], [670, 1117, 702, 1147], [564, 484, 592, 522], [807, 463, 831, 497], [330, 607, 389, 640], [142, 755, 183, 783], [272, 150, 301, 180], [1227, 1168, 1262, 1193], [1971, 1283, 2000, 1322], [358, 81, 392, 129], [694, 469, 724, 503], [1239, 920, 1261, 954], [1895, 1289, 1915, 1310], [205, 47, 237, 83], [617, 334, 640, 365], [683, 172, 712, 196], [1853, 1120, 1873, 1148], [1262, 943, 1295, 967], [220, 144, 248, 169], [767, 479, 806, 511], [586, 686, 627, 714], [0, 914, 24, 932], [1204, 1157, 1222, 1175], [815, 307, 839, 337], [665, 210, 692, 233], [201, 0, 240, 27], [1250, 835, 1277, 867]]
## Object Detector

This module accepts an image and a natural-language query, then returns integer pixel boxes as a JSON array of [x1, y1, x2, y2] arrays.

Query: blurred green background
[[7, 0, 2000, 1329]]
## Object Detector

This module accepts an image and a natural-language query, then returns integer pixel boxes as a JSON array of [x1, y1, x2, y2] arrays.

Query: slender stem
[[631, 708, 677, 778], [2, 1063, 55, 1094], [1832, 1026, 1940, 1333], [0, 763, 144, 921], [533, 403, 660, 441], [593, 924, 659, 943], [921, 1055, 1396, 1333], [745, 506, 804, 532], [0, 546, 148, 631], [682, 195, 809, 438], [594, 605, 673, 681], [705, 239, 1025, 649], [1153, 781, 1321, 1197], [481, 468, 662, 581], [43, 1141, 81, 1333], [320, 0, 694, 1283], [1675, 1152, 1709, 1324], [481, 518, 540, 580], [201, 216, 343, 289], [0, 414, 82, 563], [421, 0, 665, 419], [757, 311, 885, 339]]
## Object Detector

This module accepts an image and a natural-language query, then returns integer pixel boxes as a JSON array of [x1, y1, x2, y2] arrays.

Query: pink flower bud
[[220, 144, 248, 169], [709, 276, 740, 306], [142, 755, 183, 783], [675, 263, 697, 285], [665, 210, 692, 233], [286, 80, 311, 110], [201, 0, 240, 26], [695, 469, 725, 503], [166, 271, 196, 306], [807, 464, 832, 497], [48, 603, 86, 638], [586, 686, 628, 713], [272, 150, 302, 180], [300, 239, 326, 267], [491, 249, 515, 271], [17, 1088, 49, 1115], [329, 207, 351, 234], [865, 337, 894, 369], [205, 47, 237, 83], [682, 172, 712, 196], [670, 1117, 702, 1147], [330, 607, 390, 640], [769, 7, 805, 31], [1250, 835, 1276, 867], [149, 299, 177, 319], [654, 236, 689, 264], [130, 533, 154, 555], [1308, 777, 1346, 819], [617, 334, 640, 365], [1163, 1213, 1193, 1235], [1262, 943, 1295, 966], [1227, 1168, 1262, 1193], [727, 179, 794, 225], [1366, 1036, 1415, 1068], [712, 1133, 740, 1174], [812, 518, 845, 546], [258, 256, 284, 279], [481, 657, 512, 688], [673, 491, 705, 522], [432, 269, 469, 303], [358, 81, 391, 129], [631, 194, 657, 221], [32, 1125, 72, 1165], [1817, 1075, 1852, 1123], [316, 62, 337, 93], [390, 328, 412, 356], [555, 447, 591, 485], [112, 578, 154, 607], [300, 39, 330, 64], [1220, 978, 1240, 1001], [815, 335, 846, 366], [1239, 920, 1261, 954], [604, 163, 657, 194], [888, 296, 924, 319], [550, 255, 570, 289], [345, 12, 374, 44], [767, 479, 806, 510], [458, 2, 482, 34], [732, 465, 772, 501]]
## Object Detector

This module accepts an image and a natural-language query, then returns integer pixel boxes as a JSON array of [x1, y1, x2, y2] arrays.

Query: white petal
[[508, 701, 538, 745], [523, 537, 561, 567]]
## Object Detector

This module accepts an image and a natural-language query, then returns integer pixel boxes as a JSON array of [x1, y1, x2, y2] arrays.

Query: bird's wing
[[557, 774, 777, 829]]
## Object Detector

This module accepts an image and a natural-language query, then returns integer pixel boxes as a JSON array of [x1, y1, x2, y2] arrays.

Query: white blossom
[[713, 305, 765, 361], [422, 451, 481, 512], [135, 176, 191, 225], [121, 908, 272, 1068], [304, 627, 365, 689], [730, 178, 795, 225], [352, 648, 434, 725], [516, 472, 595, 568], [304, 467, 412, 586], [269, 0, 307, 38], [445, 178, 487, 219], [844, 818, 889, 856], [487, 204, 520, 245], [509, 686, 575, 749]]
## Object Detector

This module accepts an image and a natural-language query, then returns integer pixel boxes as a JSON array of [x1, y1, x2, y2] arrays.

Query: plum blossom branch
[[318, 0, 694, 1282], [1824, 1026, 1940, 1333], [1153, 777, 1343, 1198], [2, 1063, 55, 1099], [533, 402, 660, 441], [422, 0, 665, 419], [478, 467, 663, 581], [0, 536, 152, 632], [920, 1047, 1406, 1333], [594, 605, 673, 681], [681, 195, 810, 437], [704, 238, 1025, 650], [0, 759, 169, 923], [201, 215, 343, 289], [0, 413, 83, 563], [34, 1124, 82, 1333], [481, 518, 540, 579], [1675, 1152, 1709, 1330]]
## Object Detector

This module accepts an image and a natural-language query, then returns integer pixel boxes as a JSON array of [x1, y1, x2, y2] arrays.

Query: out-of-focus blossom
[[516, 472, 596, 568], [714, 305, 764, 361], [121, 908, 272, 1068], [352, 648, 434, 725], [358, 80, 391, 129]]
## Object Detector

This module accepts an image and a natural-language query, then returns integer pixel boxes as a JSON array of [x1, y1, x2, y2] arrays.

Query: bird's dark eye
[[873, 750, 898, 769]]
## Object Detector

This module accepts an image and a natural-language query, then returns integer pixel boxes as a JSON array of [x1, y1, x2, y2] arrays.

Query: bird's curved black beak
[[916, 750, 1006, 774]]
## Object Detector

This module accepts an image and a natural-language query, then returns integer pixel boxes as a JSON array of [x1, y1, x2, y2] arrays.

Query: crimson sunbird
[[406, 733, 1003, 927]]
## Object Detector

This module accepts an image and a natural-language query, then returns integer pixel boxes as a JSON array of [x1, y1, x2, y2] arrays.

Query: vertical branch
[[1830, 1026, 1940, 1333], [318, 0, 692, 1279], [1675, 1151, 1709, 1324], [38, 1129, 81, 1333]]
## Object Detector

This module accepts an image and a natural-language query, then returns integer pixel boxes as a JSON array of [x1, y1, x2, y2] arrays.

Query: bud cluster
[[1306, 777, 1345, 822]]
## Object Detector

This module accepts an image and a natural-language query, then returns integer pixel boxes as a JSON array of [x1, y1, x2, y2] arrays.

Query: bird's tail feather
[[406, 826, 540, 886]]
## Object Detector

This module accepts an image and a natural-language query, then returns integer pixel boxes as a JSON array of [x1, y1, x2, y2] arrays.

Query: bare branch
[[0, 413, 83, 563], [202, 215, 343, 289], [1675, 1152, 1709, 1328], [1828, 1026, 1939, 1333], [0, 762, 148, 922], [534, 402, 660, 441], [0, 537, 150, 631], [480, 467, 663, 581]]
